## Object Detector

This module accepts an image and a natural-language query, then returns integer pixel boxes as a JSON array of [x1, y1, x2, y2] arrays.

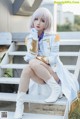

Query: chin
[[35, 27, 40, 30], [35, 28, 40, 31]]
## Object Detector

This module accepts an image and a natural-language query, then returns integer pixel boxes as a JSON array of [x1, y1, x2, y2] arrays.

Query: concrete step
[[29, 103, 65, 116], [0, 64, 75, 70], [0, 64, 25, 69], [0, 112, 64, 119], [59, 52, 80, 56], [0, 93, 67, 105], [0, 93, 67, 117], [8, 51, 79, 56], [8, 51, 26, 56], [0, 77, 20, 84]]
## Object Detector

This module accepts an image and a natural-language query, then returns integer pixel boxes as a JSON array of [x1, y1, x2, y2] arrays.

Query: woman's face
[[33, 17, 45, 32]]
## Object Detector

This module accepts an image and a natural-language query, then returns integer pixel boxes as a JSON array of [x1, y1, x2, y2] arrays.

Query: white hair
[[30, 7, 53, 34]]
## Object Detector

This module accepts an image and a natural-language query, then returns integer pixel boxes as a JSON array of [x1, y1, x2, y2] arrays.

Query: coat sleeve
[[36, 34, 60, 65], [24, 34, 38, 62], [48, 34, 60, 65]]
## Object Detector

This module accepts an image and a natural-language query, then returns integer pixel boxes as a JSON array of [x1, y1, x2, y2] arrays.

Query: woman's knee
[[29, 59, 39, 70], [22, 65, 32, 75]]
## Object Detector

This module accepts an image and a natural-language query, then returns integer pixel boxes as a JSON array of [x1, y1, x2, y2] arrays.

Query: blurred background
[[0, 0, 80, 32]]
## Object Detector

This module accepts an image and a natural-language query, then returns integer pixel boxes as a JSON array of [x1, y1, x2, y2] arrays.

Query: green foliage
[[74, 16, 80, 25], [57, 15, 80, 32], [0, 57, 12, 77], [57, 24, 72, 32], [73, 15, 80, 31], [4, 69, 13, 77]]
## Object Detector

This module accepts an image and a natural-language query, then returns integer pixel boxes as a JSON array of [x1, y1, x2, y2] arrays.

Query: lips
[[36, 26, 40, 28]]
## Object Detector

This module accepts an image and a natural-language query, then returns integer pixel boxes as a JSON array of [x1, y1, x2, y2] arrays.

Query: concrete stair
[[0, 41, 80, 119], [0, 112, 64, 119]]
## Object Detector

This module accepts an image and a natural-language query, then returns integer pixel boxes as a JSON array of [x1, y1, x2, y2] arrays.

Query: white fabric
[[24, 52, 35, 62], [56, 57, 79, 105], [24, 31, 59, 64], [29, 80, 51, 98], [24, 31, 79, 107]]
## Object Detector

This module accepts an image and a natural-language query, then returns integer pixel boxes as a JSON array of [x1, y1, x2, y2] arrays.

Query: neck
[[38, 31, 43, 37]]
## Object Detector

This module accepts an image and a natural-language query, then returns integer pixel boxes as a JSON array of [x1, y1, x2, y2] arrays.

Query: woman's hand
[[36, 56, 49, 64], [24, 52, 35, 62], [30, 28, 38, 40]]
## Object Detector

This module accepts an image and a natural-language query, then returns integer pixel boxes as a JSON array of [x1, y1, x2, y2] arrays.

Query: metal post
[[53, 4, 58, 33]]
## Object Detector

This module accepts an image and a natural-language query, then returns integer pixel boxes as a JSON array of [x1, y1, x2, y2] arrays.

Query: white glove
[[30, 28, 38, 40], [24, 52, 35, 62]]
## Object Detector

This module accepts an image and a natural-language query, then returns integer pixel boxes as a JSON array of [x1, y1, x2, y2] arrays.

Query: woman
[[14, 7, 79, 119]]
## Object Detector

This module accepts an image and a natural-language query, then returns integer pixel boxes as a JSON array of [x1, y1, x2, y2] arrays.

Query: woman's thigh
[[29, 58, 59, 80], [42, 63, 59, 80], [30, 65, 45, 84], [20, 64, 45, 84]]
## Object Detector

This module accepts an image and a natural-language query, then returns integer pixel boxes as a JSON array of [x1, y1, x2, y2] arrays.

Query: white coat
[[24, 32, 79, 107]]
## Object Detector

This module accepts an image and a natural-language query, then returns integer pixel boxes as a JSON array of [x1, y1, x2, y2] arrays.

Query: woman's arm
[[48, 34, 60, 65], [24, 28, 38, 62]]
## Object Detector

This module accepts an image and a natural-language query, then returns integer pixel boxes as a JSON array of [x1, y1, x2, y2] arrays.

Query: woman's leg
[[29, 59, 52, 82], [29, 59, 61, 102], [14, 64, 45, 119], [40, 62, 59, 82], [19, 64, 45, 92], [29, 59, 59, 82]]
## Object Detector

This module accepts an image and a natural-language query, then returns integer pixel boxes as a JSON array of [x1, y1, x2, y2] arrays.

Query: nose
[[37, 19, 40, 24]]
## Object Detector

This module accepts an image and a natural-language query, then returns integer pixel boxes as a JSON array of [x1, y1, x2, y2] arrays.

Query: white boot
[[14, 92, 26, 119], [45, 77, 62, 102]]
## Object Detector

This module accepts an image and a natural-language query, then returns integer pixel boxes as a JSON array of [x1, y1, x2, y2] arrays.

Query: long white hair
[[30, 7, 53, 34]]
